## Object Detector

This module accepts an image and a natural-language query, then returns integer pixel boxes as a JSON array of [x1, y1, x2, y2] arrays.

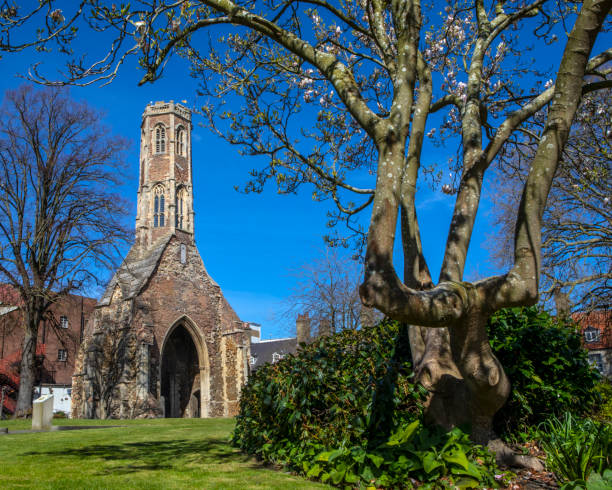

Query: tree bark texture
[[362, 0, 612, 441], [14, 308, 42, 416]]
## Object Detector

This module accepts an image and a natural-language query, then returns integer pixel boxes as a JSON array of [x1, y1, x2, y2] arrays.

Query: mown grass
[[0, 417, 327, 489]]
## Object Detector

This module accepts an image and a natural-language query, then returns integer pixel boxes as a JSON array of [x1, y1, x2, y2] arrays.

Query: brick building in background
[[71, 101, 251, 420], [0, 285, 96, 416], [575, 310, 612, 379]]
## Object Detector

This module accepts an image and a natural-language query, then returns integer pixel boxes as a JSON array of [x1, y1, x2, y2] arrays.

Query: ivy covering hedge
[[233, 308, 601, 487]]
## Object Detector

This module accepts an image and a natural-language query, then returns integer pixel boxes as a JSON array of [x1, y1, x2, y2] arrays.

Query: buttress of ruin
[[71, 101, 250, 419]]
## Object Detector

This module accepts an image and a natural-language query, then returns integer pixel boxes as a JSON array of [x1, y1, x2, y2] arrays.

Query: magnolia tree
[[2, 0, 610, 445]]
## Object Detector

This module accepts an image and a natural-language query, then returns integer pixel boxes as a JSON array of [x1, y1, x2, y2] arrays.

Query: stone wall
[[71, 235, 249, 419]]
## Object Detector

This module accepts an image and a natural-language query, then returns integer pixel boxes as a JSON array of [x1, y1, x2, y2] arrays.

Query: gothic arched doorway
[[160, 324, 200, 418]]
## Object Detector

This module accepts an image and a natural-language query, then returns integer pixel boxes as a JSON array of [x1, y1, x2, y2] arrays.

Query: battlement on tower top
[[143, 100, 191, 121]]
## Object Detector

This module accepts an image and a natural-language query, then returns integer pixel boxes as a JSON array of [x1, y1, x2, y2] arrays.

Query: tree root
[[488, 438, 545, 471]]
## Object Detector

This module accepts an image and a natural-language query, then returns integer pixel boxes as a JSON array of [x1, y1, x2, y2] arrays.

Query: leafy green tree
[[2, 0, 610, 443]]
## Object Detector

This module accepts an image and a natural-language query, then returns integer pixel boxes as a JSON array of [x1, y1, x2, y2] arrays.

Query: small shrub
[[539, 412, 611, 484], [487, 307, 601, 437], [303, 421, 508, 488], [582, 469, 612, 490]]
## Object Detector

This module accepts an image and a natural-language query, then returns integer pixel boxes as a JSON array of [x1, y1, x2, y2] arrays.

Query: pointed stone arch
[[160, 315, 210, 418]]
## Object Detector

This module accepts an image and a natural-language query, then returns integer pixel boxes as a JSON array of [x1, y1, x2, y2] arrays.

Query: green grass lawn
[[0, 417, 327, 489]]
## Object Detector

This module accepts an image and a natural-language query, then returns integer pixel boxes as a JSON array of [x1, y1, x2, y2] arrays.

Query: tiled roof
[[250, 338, 297, 370], [99, 235, 174, 305]]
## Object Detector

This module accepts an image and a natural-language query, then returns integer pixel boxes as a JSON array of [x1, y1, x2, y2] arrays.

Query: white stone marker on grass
[[32, 394, 54, 431]]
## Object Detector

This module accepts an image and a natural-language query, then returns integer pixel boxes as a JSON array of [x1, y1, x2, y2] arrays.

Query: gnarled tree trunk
[[361, 0, 612, 451], [407, 291, 509, 443]]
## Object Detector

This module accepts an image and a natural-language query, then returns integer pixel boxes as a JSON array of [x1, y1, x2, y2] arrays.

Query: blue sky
[[1, 5, 603, 339]]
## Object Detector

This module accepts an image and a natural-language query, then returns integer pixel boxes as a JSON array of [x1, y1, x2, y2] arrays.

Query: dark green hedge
[[234, 320, 423, 453], [233, 321, 504, 487], [488, 307, 601, 436], [233, 308, 600, 486]]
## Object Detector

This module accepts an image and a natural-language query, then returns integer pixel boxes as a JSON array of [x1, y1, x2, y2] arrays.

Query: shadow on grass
[[25, 437, 262, 475]]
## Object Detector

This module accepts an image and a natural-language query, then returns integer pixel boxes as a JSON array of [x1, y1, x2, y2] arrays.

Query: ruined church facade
[[71, 101, 250, 419]]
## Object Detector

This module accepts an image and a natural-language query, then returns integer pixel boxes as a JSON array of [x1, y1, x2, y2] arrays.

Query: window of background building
[[588, 353, 604, 374], [60, 315, 69, 329], [584, 326, 601, 343], [153, 185, 165, 227], [57, 349, 67, 361], [176, 187, 186, 230], [176, 127, 185, 156]]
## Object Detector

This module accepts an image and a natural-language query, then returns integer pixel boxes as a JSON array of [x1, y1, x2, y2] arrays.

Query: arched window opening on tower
[[176, 187, 187, 230], [155, 124, 166, 154], [176, 127, 185, 156], [153, 185, 165, 227]]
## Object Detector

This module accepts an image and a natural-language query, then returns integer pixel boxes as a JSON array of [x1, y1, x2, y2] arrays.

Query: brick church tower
[[135, 101, 194, 248], [71, 101, 251, 419]]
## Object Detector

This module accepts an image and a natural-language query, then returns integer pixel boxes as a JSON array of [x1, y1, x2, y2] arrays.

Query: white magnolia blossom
[[495, 41, 506, 59], [298, 77, 313, 88], [49, 9, 64, 24], [304, 89, 315, 102]]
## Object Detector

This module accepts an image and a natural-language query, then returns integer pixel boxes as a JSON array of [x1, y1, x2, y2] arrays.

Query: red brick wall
[[0, 292, 96, 385], [175, 157, 188, 183], [575, 311, 612, 350]]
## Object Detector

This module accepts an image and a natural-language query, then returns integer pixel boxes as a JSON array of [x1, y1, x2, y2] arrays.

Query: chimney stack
[[296, 313, 311, 345]]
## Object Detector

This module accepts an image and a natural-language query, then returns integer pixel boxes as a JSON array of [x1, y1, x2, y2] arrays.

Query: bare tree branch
[[0, 84, 130, 414]]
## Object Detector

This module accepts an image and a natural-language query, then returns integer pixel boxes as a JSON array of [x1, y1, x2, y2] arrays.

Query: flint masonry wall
[[71, 234, 249, 419]]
